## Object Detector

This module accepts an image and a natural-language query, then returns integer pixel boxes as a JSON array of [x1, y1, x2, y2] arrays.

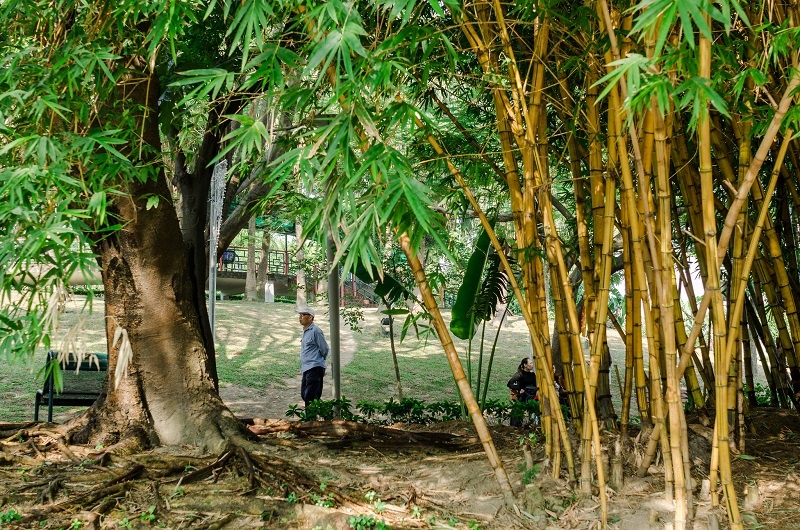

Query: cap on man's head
[[296, 306, 315, 317]]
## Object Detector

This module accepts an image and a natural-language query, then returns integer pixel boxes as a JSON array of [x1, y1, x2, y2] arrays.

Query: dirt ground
[[1, 405, 798, 530]]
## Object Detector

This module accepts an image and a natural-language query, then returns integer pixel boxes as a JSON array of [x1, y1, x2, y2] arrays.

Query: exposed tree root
[[249, 419, 480, 451], [0, 422, 36, 440]]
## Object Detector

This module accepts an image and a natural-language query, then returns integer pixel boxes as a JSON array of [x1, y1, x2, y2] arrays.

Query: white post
[[208, 160, 228, 343]]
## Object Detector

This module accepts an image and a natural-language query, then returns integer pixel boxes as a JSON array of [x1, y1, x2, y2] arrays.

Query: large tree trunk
[[70, 55, 250, 452]]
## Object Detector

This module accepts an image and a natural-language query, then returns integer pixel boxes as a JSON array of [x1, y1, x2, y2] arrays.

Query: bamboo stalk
[[698, 19, 742, 528], [720, 134, 790, 398], [398, 232, 515, 505], [676, 59, 800, 380], [748, 282, 792, 408], [411, 111, 579, 484]]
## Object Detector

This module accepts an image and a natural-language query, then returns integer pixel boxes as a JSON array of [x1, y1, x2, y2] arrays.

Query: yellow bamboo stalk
[[721, 134, 790, 393], [749, 277, 794, 407], [398, 232, 515, 505], [698, 19, 742, 528], [411, 111, 579, 484], [749, 165, 800, 374], [677, 61, 800, 380], [555, 75, 587, 422], [654, 107, 689, 527], [620, 217, 636, 438]]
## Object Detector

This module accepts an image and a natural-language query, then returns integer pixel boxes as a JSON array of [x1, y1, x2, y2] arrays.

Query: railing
[[218, 246, 293, 275], [341, 274, 378, 306]]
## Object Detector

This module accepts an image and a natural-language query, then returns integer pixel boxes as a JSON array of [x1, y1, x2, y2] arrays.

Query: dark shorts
[[301, 366, 325, 407]]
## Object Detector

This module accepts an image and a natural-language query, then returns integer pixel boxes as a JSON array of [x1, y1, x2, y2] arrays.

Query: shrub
[[286, 397, 541, 426]]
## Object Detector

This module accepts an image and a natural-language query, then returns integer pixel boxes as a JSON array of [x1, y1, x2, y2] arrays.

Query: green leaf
[[450, 223, 495, 340], [171, 69, 235, 105]]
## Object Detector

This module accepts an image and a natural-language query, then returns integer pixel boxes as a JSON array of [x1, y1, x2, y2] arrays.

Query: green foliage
[[312, 491, 335, 508], [0, 509, 21, 523], [354, 262, 415, 305], [340, 303, 365, 333], [520, 464, 541, 485], [508, 399, 542, 426], [450, 226, 494, 340], [286, 397, 538, 426], [286, 398, 363, 422], [744, 383, 772, 406], [348, 514, 389, 530], [140, 506, 157, 522]]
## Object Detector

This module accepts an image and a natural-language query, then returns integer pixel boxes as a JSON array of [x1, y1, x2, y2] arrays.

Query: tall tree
[[0, 0, 250, 450]]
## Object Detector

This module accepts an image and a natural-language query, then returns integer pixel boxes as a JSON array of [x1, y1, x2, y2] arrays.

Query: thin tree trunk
[[295, 219, 307, 306], [245, 216, 257, 301]]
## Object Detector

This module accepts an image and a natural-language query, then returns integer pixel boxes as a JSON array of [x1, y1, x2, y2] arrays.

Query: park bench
[[34, 350, 108, 422]]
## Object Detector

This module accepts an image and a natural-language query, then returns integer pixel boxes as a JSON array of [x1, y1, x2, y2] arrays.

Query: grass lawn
[[8, 295, 752, 424], [0, 297, 540, 423], [341, 311, 535, 406]]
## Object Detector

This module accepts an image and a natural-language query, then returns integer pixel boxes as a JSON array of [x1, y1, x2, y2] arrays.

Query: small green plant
[[286, 398, 363, 421], [519, 432, 539, 447], [521, 464, 541, 485], [286, 492, 298, 504], [410, 505, 422, 518], [171, 487, 185, 498], [347, 514, 389, 530], [341, 303, 365, 333], [312, 492, 335, 508], [743, 383, 772, 406], [119, 518, 133, 529], [70, 519, 84, 529], [140, 505, 157, 522], [467, 520, 483, 530], [0, 510, 21, 523], [508, 399, 541, 426]]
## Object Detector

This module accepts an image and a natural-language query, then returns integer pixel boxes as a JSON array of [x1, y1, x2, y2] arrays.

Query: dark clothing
[[301, 366, 325, 407], [507, 370, 537, 401], [508, 370, 537, 427]]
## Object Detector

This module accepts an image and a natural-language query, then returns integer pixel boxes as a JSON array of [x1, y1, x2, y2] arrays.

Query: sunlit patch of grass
[[341, 313, 528, 405]]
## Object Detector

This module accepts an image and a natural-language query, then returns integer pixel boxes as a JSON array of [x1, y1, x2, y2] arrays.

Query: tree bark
[[71, 55, 250, 451]]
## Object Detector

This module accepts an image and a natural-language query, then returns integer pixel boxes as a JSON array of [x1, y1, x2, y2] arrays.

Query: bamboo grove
[[415, 1, 800, 528], [231, 0, 800, 528]]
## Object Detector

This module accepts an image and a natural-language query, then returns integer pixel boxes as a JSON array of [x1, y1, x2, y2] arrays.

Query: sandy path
[[219, 320, 357, 419]]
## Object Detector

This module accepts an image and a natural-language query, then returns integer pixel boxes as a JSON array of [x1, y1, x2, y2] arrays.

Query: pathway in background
[[219, 319, 357, 419]]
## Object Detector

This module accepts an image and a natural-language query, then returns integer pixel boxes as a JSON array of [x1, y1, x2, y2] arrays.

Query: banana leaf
[[449, 224, 494, 340]]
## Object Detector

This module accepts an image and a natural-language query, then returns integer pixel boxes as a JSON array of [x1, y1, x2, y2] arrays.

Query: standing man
[[296, 306, 329, 408]]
